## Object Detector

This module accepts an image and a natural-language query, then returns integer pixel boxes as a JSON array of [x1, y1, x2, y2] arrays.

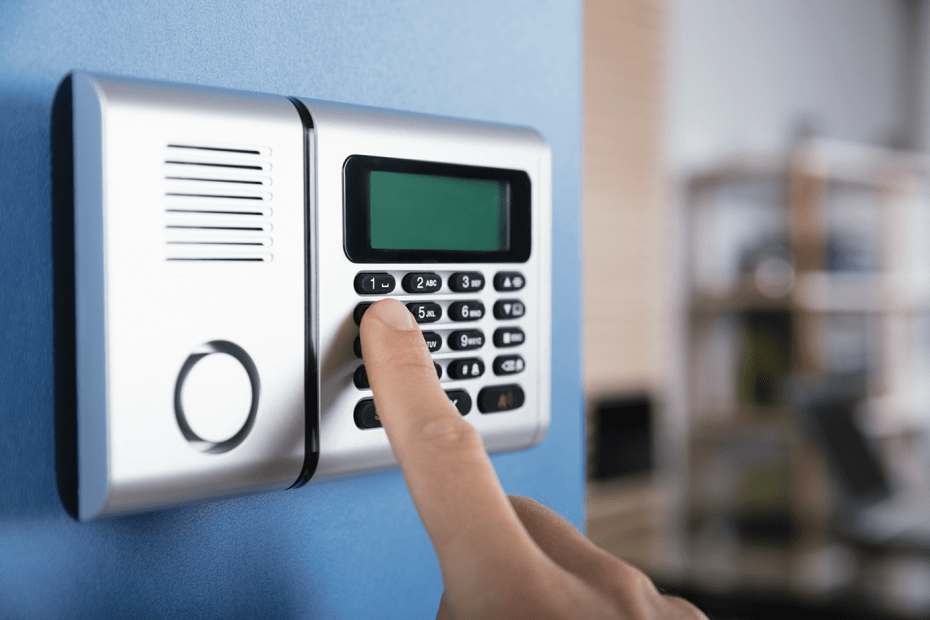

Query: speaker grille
[[163, 143, 274, 262]]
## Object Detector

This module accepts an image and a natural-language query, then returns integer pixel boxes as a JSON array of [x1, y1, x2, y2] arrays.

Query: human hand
[[360, 299, 706, 620]]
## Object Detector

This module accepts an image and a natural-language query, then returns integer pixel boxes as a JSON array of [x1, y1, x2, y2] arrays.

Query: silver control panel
[[58, 72, 551, 520]]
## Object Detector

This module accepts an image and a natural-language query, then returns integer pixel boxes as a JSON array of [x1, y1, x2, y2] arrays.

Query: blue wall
[[0, 2, 583, 617]]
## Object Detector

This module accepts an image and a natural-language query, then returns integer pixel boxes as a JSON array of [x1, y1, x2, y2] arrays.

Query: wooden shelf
[[678, 139, 930, 603]]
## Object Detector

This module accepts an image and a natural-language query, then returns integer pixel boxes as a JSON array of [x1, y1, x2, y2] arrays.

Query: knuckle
[[507, 495, 539, 512], [661, 595, 708, 620], [415, 416, 484, 454]]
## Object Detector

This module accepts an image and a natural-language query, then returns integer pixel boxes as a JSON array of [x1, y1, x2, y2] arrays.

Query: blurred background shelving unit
[[678, 138, 930, 613]]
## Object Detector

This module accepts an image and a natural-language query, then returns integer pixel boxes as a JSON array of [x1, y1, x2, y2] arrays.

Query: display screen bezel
[[344, 155, 531, 263]]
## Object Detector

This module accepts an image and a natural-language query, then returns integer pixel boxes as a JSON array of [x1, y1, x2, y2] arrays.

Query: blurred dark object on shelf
[[739, 311, 794, 408], [590, 395, 653, 480], [827, 234, 877, 272]]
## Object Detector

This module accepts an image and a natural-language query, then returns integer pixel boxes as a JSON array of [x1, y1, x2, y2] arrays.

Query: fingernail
[[379, 299, 416, 331]]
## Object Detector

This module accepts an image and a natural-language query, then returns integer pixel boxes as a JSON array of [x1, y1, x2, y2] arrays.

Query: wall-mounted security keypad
[[64, 70, 550, 518]]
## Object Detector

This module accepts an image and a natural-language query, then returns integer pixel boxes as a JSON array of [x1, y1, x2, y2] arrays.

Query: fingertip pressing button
[[354, 302, 373, 326], [422, 331, 442, 353], [406, 302, 442, 323]]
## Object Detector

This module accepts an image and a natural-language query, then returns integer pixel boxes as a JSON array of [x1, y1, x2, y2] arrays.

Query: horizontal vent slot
[[164, 142, 274, 263], [167, 256, 272, 262], [168, 144, 265, 155], [166, 208, 271, 217], [166, 192, 267, 200], [167, 240, 270, 246], [166, 160, 268, 171], [167, 224, 272, 232], [165, 176, 268, 186]]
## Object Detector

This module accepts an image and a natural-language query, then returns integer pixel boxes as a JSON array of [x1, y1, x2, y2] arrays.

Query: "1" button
[[449, 301, 485, 321], [406, 302, 442, 323], [403, 272, 442, 293], [355, 272, 396, 295]]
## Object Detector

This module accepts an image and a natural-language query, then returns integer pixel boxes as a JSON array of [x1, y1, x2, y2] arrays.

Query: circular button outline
[[174, 340, 261, 454]]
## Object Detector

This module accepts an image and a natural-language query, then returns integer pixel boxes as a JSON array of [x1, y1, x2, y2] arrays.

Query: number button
[[493, 327, 525, 348], [353, 302, 373, 326], [449, 272, 485, 292], [493, 355, 525, 376], [406, 302, 442, 323], [359, 331, 442, 355], [449, 301, 485, 321], [448, 329, 485, 351], [447, 358, 485, 380], [353, 365, 370, 389], [355, 362, 440, 389], [354, 272, 395, 295], [422, 331, 442, 353], [445, 389, 472, 415], [354, 399, 381, 429], [493, 299, 525, 319], [494, 272, 525, 291], [402, 272, 442, 293], [478, 384, 525, 413]]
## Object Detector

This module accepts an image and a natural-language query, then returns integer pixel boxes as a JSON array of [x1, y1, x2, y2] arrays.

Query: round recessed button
[[174, 341, 260, 454]]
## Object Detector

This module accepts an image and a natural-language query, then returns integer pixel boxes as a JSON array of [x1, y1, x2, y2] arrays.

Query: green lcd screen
[[368, 171, 509, 251]]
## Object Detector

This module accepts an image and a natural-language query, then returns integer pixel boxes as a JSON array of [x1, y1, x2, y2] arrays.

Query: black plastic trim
[[52, 73, 79, 519], [287, 97, 320, 487]]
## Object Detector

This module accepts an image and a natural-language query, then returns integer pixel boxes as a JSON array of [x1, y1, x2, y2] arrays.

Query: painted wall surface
[[668, 0, 905, 169], [0, 2, 583, 618]]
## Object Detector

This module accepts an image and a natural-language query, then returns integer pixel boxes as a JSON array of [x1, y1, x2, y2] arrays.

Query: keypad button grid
[[352, 269, 528, 429]]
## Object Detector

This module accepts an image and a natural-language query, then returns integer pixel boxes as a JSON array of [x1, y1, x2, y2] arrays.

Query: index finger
[[359, 299, 547, 595]]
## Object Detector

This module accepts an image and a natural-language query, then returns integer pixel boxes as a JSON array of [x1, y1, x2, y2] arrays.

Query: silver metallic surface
[[72, 72, 307, 519], [70, 72, 551, 518], [298, 97, 552, 480]]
